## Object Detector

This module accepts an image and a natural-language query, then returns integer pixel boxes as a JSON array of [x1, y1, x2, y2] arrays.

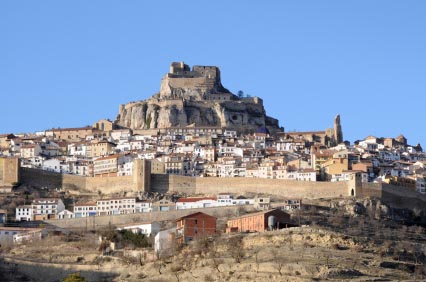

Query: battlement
[[168, 62, 220, 80], [169, 62, 190, 74]]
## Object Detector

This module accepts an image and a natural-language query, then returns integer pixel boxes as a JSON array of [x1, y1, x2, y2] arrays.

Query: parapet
[[170, 62, 190, 75], [168, 62, 219, 80]]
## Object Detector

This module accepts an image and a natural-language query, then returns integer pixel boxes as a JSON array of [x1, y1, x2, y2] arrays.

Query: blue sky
[[1, 1, 425, 146]]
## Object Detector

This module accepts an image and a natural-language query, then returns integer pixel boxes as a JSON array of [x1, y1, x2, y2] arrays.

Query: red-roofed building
[[175, 197, 217, 210]]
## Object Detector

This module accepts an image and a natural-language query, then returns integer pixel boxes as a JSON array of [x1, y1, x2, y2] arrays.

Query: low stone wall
[[2, 257, 119, 282], [45, 205, 253, 230]]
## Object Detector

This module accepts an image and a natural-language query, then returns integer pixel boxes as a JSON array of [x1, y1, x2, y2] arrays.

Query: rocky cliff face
[[115, 62, 282, 134]]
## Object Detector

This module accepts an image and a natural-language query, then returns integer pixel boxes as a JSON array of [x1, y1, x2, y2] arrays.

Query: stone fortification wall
[[45, 205, 250, 230], [20, 168, 135, 194], [151, 174, 196, 194], [168, 76, 207, 89], [0, 157, 19, 185], [21, 168, 351, 199], [20, 168, 63, 189], [381, 183, 426, 211], [357, 183, 383, 199], [152, 174, 349, 198], [242, 96, 263, 106], [86, 176, 134, 194], [0, 158, 4, 182], [157, 99, 184, 108], [63, 174, 88, 191], [195, 177, 349, 198], [355, 182, 426, 211]]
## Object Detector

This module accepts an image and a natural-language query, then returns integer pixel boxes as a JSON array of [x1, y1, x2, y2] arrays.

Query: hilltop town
[[0, 63, 426, 282]]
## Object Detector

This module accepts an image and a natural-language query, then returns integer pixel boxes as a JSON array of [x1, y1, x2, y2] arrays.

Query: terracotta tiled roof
[[176, 197, 217, 203]]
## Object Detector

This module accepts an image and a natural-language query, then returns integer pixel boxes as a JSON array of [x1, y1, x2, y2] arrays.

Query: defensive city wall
[[18, 166, 426, 211], [21, 166, 353, 199]]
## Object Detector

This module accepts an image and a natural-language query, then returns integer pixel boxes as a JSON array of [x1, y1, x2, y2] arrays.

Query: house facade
[[176, 212, 217, 244], [32, 198, 65, 220], [15, 205, 33, 221], [117, 221, 160, 236]]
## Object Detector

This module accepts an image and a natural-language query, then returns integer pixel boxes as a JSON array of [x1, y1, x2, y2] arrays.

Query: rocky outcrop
[[115, 62, 283, 134]]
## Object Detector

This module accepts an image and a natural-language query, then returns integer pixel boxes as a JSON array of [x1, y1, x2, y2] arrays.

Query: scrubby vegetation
[[2, 197, 426, 281]]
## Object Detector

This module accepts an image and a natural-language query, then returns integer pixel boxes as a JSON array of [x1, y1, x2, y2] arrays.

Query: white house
[[130, 140, 144, 151], [135, 201, 152, 213], [416, 176, 426, 194], [224, 130, 237, 138], [110, 129, 132, 142], [20, 144, 42, 158], [117, 221, 160, 237], [216, 160, 237, 178], [0, 227, 42, 245], [218, 146, 243, 157], [40, 141, 61, 157], [331, 171, 368, 183], [70, 160, 92, 176], [117, 155, 134, 176], [175, 197, 217, 210], [57, 209, 74, 219], [42, 158, 70, 173], [216, 193, 255, 206], [68, 142, 90, 157], [96, 197, 136, 216], [20, 156, 44, 169], [74, 202, 97, 218], [116, 140, 131, 152], [154, 228, 176, 257], [32, 198, 65, 220], [15, 205, 33, 221]]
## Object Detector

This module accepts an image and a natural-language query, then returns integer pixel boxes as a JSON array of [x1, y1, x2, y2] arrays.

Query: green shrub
[[62, 272, 86, 282]]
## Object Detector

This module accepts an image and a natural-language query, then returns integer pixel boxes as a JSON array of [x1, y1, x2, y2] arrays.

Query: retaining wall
[[2, 257, 119, 282], [45, 205, 253, 230]]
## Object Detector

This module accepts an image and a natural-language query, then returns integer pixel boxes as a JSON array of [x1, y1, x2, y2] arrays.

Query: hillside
[[1, 197, 426, 282]]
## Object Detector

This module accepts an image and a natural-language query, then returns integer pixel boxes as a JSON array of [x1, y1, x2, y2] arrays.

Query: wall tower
[[334, 114, 343, 145]]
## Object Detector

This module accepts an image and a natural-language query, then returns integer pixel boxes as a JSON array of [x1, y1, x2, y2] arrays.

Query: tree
[[227, 235, 245, 263], [271, 249, 285, 276], [237, 90, 244, 98], [208, 241, 223, 273], [154, 256, 166, 275], [253, 247, 261, 273], [62, 272, 87, 282]]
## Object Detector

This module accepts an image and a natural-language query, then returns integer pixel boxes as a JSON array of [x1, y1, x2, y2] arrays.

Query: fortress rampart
[[19, 167, 426, 211], [21, 167, 351, 199]]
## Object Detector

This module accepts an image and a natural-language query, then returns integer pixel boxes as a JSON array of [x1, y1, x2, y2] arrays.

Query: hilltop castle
[[159, 62, 233, 101], [115, 62, 283, 134]]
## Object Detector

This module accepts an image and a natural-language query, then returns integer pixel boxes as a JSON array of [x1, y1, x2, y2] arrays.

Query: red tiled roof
[[176, 197, 217, 203]]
